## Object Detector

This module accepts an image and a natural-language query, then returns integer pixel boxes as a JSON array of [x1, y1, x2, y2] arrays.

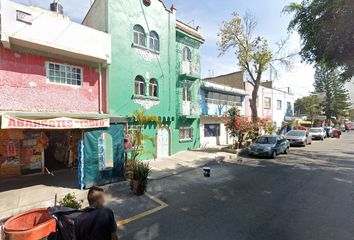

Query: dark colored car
[[249, 135, 290, 159]]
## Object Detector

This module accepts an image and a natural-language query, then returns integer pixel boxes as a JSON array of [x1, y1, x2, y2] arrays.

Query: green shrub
[[59, 193, 83, 210]]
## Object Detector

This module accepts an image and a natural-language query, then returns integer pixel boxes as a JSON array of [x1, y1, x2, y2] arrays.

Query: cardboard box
[[0, 130, 24, 140], [0, 165, 21, 178], [20, 148, 33, 157], [30, 155, 42, 163]]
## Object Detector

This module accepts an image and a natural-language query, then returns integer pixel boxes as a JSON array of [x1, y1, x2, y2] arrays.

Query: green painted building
[[83, 0, 204, 159]]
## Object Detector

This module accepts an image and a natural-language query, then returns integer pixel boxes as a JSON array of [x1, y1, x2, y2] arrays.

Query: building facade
[[83, 0, 204, 159], [200, 78, 247, 147], [272, 88, 295, 130], [202, 71, 295, 146], [0, 0, 124, 188]]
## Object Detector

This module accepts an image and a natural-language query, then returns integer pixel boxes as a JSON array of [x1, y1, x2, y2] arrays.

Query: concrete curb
[[149, 153, 238, 181]]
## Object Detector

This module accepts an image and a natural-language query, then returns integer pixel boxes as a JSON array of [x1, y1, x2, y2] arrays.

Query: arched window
[[149, 79, 158, 97], [149, 31, 160, 51], [134, 76, 145, 95], [183, 47, 192, 61], [133, 25, 146, 46]]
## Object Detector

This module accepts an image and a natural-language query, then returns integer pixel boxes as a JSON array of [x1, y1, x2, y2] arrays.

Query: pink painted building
[[244, 82, 273, 120], [0, 47, 106, 113]]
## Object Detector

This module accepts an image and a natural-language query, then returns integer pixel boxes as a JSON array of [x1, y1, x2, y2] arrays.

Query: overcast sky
[[13, 0, 315, 98]]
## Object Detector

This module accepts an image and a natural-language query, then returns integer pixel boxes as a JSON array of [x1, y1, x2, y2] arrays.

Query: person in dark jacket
[[74, 187, 118, 240]]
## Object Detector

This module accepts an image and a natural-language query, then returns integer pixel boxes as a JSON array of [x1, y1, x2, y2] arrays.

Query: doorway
[[44, 130, 82, 172], [157, 128, 169, 158]]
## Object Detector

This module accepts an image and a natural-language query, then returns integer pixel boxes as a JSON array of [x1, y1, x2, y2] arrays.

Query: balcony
[[180, 61, 200, 80], [1, 0, 111, 65], [180, 101, 200, 118]]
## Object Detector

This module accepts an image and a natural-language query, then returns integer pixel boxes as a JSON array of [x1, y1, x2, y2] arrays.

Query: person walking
[[74, 187, 118, 240]]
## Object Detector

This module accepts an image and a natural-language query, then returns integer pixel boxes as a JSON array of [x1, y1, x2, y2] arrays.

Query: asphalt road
[[119, 131, 354, 240]]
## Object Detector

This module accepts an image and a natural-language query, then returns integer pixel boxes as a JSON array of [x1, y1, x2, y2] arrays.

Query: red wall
[[0, 47, 106, 113]]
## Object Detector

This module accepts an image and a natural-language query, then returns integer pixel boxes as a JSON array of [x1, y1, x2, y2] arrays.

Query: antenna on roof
[[188, 20, 195, 27]]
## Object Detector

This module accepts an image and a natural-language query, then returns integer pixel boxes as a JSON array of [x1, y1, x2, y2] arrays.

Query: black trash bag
[[47, 206, 83, 240]]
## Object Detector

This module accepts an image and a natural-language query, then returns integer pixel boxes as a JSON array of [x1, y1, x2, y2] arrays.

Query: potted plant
[[130, 161, 151, 195]]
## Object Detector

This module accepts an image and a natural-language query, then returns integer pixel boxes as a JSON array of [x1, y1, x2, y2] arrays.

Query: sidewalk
[[0, 149, 238, 220], [149, 150, 237, 180]]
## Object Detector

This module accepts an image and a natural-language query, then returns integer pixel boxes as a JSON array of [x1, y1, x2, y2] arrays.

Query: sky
[[13, 0, 315, 98]]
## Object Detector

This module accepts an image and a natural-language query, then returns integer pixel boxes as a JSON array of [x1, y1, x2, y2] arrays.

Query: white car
[[309, 127, 327, 140]]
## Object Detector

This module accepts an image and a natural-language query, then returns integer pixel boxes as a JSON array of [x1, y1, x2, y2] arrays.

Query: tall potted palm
[[126, 110, 160, 194]]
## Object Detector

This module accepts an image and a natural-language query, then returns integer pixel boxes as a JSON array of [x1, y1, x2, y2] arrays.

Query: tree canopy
[[314, 64, 350, 120], [285, 0, 354, 80], [218, 12, 272, 123], [294, 96, 322, 120]]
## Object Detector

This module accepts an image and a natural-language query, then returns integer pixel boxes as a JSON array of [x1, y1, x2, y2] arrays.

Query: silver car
[[285, 130, 312, 147], [309, 127, 327, 140]]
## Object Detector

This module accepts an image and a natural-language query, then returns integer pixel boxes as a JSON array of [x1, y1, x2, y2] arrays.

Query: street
[[118, 132, 354, 240]]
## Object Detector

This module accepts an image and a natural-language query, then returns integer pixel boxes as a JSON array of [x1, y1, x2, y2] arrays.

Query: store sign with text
[[1, 116, 110, 129]]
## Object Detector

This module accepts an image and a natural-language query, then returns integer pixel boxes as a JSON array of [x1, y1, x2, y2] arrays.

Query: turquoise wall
[[105, 0, 203, 158]]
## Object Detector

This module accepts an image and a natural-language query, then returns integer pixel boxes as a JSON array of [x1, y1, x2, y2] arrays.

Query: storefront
[[0, 113, 126, 189]]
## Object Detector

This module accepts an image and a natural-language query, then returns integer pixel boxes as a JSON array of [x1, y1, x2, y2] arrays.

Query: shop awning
[[0, 112, 128, 130]]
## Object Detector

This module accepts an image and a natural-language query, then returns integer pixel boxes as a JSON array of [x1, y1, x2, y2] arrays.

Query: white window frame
[[264, 97, 272, 109], [46, 62, 83, 87], [277, 100, 282, 110], [148, 79, 158, 97], [179, 127, 193, 141], [133, 25, 146, 47], [134, 76, 145, 96], [149, 31, 160, 52]]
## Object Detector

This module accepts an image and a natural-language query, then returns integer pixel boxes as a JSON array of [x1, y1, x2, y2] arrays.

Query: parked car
[[324, 127, 334, 138], [309, 127, 327, 140], [249, 135, 290, 159], [285, 130, 312, 147]]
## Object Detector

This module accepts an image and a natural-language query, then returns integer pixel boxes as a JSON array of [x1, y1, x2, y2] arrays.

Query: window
[[204, 91, 242, 106], [277, 100, 282, 110], [133, 25, 146, 46], [149, 31, 160, 51], [98, 133, 114, 171], [182, 86, 191, 101], [46, 62, 82, 86], [179, 127, 193, 141], [183, 47, 192, 61], [149, 78, 158, 97], [264, 97, 272, 109], [134, 76, 145, 95], [204, 124, 220, 137]]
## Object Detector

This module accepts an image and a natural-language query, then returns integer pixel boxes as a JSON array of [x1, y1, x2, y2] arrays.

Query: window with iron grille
[[179, 127, 193, 141], [149, 79, 158, 97], [133, 25, 146, 47], [204, 124, 220, 137], [46, 62, 82, 86], [149, 31, 160, 52], [135, 76, 145, 96]]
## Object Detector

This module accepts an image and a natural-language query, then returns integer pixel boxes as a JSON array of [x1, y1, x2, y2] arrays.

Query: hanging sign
[[1, 116, 110, 129]]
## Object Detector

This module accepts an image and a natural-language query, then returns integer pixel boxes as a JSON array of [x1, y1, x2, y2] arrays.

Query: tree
[[294, 96, 322, 120], [314, 64, 350, 121], [218, 12, 293, 123], [285, 0, 354, 80], [218, 13, 272, 123], [129, 110, 160, 160]]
